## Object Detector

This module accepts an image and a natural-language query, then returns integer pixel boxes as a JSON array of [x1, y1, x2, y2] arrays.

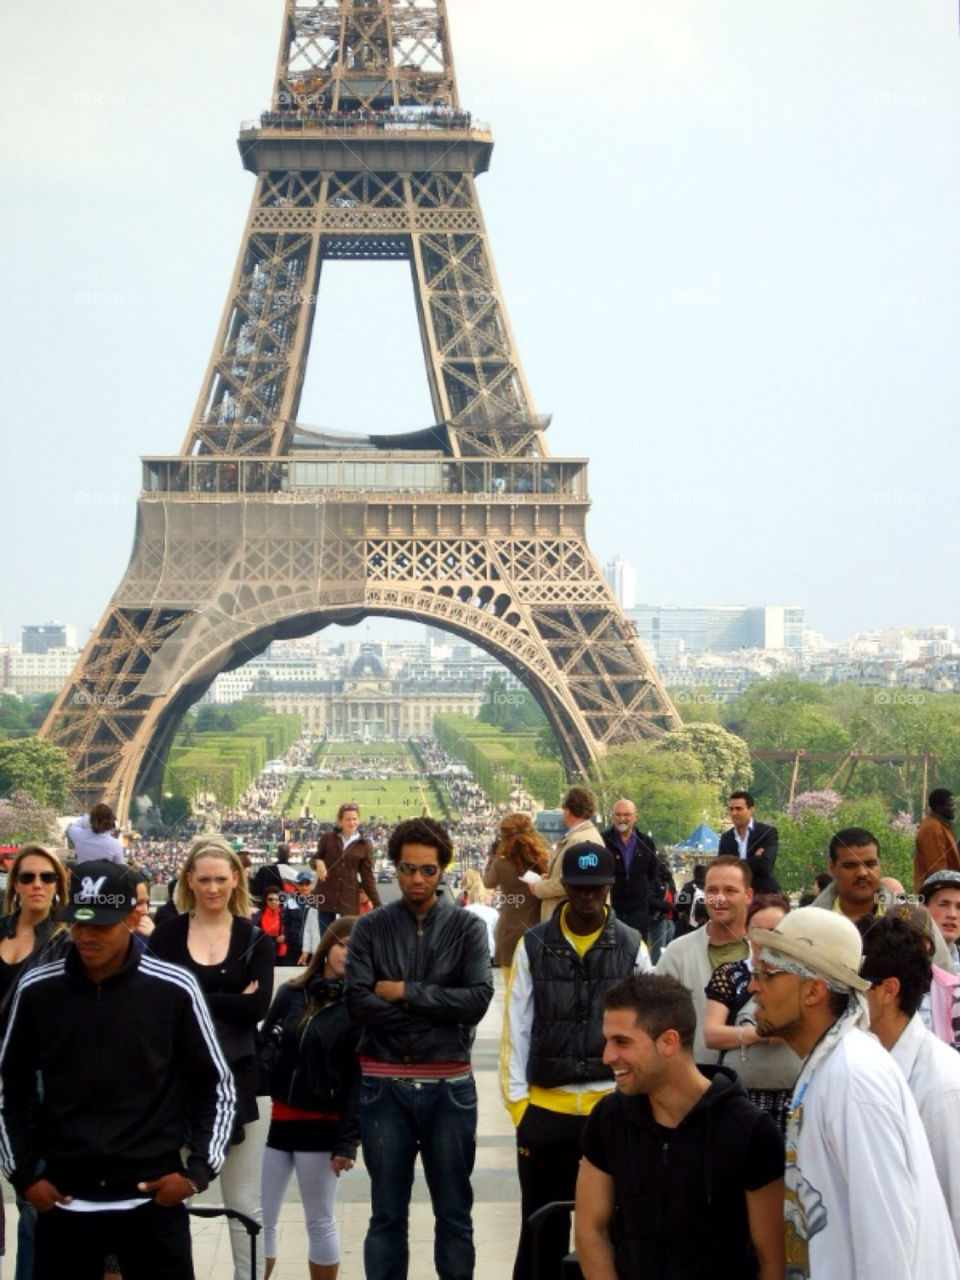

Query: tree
[[653, 724, 753, 803], [0, 791, 60, 844], [0, 738, 73, 809], [478, 675, 548, 734], [668, 687, 722, 724], [592, 744, 718, 846], [0, 693, 38, 739]]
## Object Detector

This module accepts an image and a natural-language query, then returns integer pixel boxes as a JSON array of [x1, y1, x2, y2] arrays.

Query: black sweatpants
[[34, 1200, 193, 1280], [514, 1104, 587, 1280]]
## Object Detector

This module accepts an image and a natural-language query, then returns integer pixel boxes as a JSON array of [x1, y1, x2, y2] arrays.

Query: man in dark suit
[[602, 797, 658, 940], [717, 790, 780, 894]]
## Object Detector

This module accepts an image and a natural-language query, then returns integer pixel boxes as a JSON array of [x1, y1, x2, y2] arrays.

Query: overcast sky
[[1, 0, 958, 652]]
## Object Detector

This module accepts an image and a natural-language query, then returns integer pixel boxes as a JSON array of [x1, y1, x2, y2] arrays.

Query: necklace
[[190, 915, 232, 963]]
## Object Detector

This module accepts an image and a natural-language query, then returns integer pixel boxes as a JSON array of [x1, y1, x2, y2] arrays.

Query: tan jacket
[[530, 819, 604, 922]]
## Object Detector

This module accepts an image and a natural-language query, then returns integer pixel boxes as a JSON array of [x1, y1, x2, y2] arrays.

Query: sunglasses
[[397, 862, 440, 878], [17, 870, 58, 886], [752, 966, 792, 984]]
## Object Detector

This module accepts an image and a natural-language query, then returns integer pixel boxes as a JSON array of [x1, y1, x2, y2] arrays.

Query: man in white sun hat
[[748, 906, 959, 1280]]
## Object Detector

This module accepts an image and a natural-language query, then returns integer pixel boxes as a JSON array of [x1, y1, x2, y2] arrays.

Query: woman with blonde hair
[[259, 916, 360, 1280], [150, 834, 274, 1280], [483, 813, 550, 970]]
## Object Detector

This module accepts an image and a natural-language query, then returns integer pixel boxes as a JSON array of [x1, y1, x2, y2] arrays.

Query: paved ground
[[2, 969, 526, 1278]]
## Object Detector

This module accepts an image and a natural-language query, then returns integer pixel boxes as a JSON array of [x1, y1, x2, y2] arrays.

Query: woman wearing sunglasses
[[0, 844, 70, 1280], [0, 844, 70, 1022], [258, 916, 360, 1280]]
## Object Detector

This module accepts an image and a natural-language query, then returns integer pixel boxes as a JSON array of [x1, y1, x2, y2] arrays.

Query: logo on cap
[[74, 907, 96, 922], [79, 876, 107, 900], [578, 852, 599, 871]]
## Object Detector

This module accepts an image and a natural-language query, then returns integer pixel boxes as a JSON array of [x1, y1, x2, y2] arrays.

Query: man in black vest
[[717, 790, 780, 894], [500, 842, 649, 1280]]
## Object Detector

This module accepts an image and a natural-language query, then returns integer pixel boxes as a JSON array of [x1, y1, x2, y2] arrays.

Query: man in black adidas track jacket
[[0, 859, 236, 1280]]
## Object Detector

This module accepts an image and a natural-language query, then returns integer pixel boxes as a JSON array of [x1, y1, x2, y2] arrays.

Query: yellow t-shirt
[[559, 902, 605, 958]]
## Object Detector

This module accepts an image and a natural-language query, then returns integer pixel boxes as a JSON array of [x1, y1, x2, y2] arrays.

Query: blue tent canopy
[[675, 822, 720, 853]]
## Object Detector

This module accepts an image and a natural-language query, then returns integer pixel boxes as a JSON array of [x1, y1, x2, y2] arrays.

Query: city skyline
[[2, 0, 958, 648]]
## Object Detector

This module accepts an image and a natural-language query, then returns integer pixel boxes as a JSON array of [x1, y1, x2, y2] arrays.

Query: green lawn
[[283, 741, 457, 822], [289, 777, 436, 823]]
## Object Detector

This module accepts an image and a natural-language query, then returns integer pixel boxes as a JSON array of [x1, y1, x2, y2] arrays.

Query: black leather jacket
[[345, 891, 493, 1066], [259, 978, 360, 1159]]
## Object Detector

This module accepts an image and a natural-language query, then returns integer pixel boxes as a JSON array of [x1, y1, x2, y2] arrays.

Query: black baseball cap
[[59, 860, 139, 925], [561, 843, 615, 886]]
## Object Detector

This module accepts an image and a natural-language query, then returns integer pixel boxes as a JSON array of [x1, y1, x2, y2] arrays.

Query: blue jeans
[[359, 1074, 478, 1280], [15, 1195, 36, 1280]]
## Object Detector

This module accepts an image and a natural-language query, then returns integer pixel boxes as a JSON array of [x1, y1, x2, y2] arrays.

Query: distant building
[[22, 622, 77, 654], [628, 604, 805, 660], [604, 557, 637, 609], [250, 651, 485, 739], [8, 648, 79, 696]]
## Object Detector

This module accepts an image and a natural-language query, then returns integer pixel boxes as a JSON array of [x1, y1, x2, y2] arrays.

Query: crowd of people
[[3, 773, 960, 1277]]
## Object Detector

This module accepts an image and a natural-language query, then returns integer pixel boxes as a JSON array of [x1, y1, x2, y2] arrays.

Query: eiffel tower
[[42, 0, 679, 818]]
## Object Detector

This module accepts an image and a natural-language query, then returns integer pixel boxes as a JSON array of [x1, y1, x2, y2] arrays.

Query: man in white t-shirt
[[750, 907, 960, 1280], [859, 912, 960, 1251], [66, 804, 125, 864]]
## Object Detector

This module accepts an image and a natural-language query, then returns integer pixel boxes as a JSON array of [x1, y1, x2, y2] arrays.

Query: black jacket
[[525, 908, 640, 1089], [149, 914, 274, 1125], [251, 860, 287, 903], [0, 914, 71, 1029], [717, 821, 780, 893], [345, 891, 493, 1066], [0, 941, 236, 1199], [602, 826, 659, 933], [581, 1066, 784, 1279], [260, 978, 361, 1158]]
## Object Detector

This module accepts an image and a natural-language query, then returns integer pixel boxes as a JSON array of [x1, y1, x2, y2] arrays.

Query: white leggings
[[218, 1111, 270, 1280], [260, 1146, 342, 1266]]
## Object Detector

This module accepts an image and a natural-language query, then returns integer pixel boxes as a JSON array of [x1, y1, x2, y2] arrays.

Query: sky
[[1, 0, 958, 652]]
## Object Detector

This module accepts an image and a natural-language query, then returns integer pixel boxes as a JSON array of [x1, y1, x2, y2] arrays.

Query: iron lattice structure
[[43, 0, 680, 817]]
